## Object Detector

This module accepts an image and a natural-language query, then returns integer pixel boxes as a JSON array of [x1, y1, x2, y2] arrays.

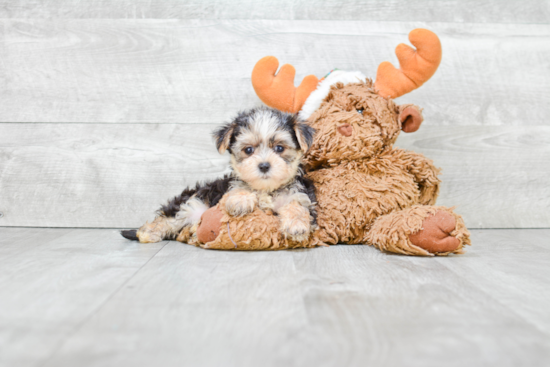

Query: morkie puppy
[[121, 106, 317, 244]]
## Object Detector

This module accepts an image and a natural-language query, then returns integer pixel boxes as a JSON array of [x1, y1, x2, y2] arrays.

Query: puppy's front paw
[[278, 202, 312, 242], [225, 191, 257, 217]]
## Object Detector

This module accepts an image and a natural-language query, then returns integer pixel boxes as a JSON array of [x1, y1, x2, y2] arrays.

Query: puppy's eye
[[244, 147, 254, 155], [357, 109, 364, 115], [274, 145, 285, 153]]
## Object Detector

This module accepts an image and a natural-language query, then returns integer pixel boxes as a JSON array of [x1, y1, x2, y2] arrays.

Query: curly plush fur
[[304, 81, 469, 255]]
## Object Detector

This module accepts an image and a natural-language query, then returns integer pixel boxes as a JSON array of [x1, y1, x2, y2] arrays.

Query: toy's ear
[[213, 123, 237, 154], [399, 105, 424, 133], [294, 122, 316, 153]]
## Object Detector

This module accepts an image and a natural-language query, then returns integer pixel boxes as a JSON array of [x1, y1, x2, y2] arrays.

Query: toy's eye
[[357, 109, 364, 114], [274, 145, 285, 153], [244, 147, 254, 155]]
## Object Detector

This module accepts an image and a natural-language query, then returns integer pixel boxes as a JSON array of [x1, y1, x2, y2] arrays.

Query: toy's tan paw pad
[[225, 191, 257, 217], [409, 211, 459, 253]]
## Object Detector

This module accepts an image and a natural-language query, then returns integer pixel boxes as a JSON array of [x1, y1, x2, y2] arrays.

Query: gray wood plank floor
[[1, 227, 549, 367]]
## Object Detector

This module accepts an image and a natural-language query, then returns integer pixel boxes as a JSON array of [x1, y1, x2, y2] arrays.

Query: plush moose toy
[[183, 28, 470, 256]]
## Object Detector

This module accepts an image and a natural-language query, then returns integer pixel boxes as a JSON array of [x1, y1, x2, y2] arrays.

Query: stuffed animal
[[182, 28, 471, 256]]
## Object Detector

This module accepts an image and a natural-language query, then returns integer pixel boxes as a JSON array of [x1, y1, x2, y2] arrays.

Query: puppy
[[121, 107, 317, 244]]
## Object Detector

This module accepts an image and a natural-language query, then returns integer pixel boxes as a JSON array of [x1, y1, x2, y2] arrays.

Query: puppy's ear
[[294, 122, 316, 153], [213, 123, 237, 154]]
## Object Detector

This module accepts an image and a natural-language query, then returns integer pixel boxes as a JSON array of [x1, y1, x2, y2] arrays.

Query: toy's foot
[[366, 205, 470, 256], [409, 211, 459, 253], [196, 206, 224, 243]]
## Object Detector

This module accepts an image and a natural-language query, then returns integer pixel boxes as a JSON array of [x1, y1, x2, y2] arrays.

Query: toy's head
[[301, 80, 425, 169], [251, 29, 441, 169], [213, 106, 315, 191]]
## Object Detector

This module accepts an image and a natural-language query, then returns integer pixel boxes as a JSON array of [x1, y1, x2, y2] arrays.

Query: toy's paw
[[136, 222, 163, 243], [225, 191, 257, 217], [279, 202, 311, 242], [409, 210, 459, 253], [196, 206, 224, 243]]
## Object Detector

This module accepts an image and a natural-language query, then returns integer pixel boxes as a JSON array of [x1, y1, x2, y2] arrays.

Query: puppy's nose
[[258, 162, 271, 173]]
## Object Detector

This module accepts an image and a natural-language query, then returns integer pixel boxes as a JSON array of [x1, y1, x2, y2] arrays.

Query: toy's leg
[[192, 200, 318, 250], [194, 205, 286, 250], [365, 205, 471, 256]]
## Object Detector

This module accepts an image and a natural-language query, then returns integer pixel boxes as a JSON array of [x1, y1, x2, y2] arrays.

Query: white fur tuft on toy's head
[[298, 70, 367, 120]]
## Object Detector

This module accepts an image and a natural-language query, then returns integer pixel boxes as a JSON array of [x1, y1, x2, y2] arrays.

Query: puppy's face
[[214, 107, 315, 192]]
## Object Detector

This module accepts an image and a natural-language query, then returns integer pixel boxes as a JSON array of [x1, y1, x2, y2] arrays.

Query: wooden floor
[[1, 228, 549, 367]]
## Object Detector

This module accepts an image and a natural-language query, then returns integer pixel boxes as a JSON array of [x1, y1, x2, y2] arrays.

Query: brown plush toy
[[183, 28, 471, 256]]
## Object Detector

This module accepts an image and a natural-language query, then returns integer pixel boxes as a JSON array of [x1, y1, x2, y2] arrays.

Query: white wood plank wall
[[0, 1, 548, 228]]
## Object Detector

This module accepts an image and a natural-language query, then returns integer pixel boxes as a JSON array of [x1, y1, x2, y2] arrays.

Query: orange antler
[[251, 56, 319, 113], [375, 29, 442, 99]]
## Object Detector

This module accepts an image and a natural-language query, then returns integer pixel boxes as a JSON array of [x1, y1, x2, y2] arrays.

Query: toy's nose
[[258, 162, 271, 173], [337, 124, 353, 137]]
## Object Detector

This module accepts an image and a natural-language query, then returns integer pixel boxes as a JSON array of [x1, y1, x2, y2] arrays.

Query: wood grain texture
[[0, 227, 75, 259], [437, 229, 550, 335], [0, 123, 231, 228], [0, 0, 549, 23], [396, 125, 550, 229], [0, 123, 548, 229], [0, 20, 548, 125], [0, 228, 545, 367], [0, 228, 166, 367]]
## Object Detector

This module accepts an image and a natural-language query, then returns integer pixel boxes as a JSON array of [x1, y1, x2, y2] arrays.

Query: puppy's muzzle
[[258, 162, 271, 173]]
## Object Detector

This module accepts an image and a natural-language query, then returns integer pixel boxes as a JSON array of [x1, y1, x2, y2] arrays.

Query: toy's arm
[[392, 149, 441, 205]]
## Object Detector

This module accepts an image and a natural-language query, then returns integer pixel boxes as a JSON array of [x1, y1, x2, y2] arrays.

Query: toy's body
[[294, 80, 469, 256], [308, 146, 470, 255], [310, 149, 437, 244]]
